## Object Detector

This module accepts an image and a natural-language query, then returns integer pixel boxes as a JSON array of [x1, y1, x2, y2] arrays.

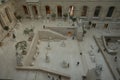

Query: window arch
[[23, 5, 29, 15], [81, 6, 88, 16], [45, 5, 50, 14], [69, 6, 74, 16], [106, 6, 115, 17], [32, 5, 38, 15], [94, 6, 101, 17], [57, 5, 62, 17]]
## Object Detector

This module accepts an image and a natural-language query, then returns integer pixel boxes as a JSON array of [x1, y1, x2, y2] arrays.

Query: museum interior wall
[[0, 0, 120, 43], [14, 0, 120, 20]]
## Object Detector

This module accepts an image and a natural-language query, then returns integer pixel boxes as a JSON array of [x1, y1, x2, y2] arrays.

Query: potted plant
[[15, 41, 27, 55], [71, 17, 77, 26], [63, 13, 68, 21], [51, 13, 56, 20], [3, 26, 9, 31]]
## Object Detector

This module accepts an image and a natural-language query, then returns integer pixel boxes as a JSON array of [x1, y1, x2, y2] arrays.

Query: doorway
[[57, 6, 62, 17]]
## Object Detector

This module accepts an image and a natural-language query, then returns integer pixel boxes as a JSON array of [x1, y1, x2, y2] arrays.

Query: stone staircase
[[39, 29, 66, 40]]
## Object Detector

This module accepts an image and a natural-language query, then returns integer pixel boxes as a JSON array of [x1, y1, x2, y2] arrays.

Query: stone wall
[[45, 27, 76, 36], [39, 29, 66, 40], [15, 0, 120, 20], [23, 32, 39, 66]]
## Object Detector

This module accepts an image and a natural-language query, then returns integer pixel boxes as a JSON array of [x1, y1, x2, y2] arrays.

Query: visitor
[[80, 52, 83, 55], [88, 21, 92, 29], [58, 75, 61, 80], [72, 36, 74, 40], [12, 33, 16, 41], [76, 62, 80, 66], [114, 56, 117, 62], [43, 25, 45, 29], [47, 73, 51, 79], [68, 63, 69, 68], [98, 49, 100, 53], [52, 77, 55, 80], [16, 52, 18, 56], [13, 33, 16, 38], [82, 75, 86, 80], [89, 21, 92, 26], [103, 48, 106, 51]]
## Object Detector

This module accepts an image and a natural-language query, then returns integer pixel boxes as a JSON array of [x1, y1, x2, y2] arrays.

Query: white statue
[[45, 54, 50, 63], [61, 41, 66, 47], [95, 64, 103, 76], [16, 53, 23, 66]]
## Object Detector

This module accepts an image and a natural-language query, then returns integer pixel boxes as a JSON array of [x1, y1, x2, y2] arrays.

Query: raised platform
[[94, 36, 120, 80]]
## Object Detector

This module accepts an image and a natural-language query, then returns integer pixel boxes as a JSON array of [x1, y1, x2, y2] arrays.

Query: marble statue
[[61, 40, 66, 47], [16, 53, 23, 66]]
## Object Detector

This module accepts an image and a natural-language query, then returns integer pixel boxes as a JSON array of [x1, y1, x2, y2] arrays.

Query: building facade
[[15, 0, 120, 20], [0, 0, 120, 42]]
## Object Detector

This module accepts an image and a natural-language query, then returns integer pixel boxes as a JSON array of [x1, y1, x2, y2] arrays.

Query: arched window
[[32, 5, 38, 15], [45, 6, 50, 14], [81, 6, 88, 16], [57, 6, 62, 17], [69, 6, 74, 16], [106, 6, 115, 17], [94, 6, 101, 17], [23, 5, 29, 15], [5, 7, 12, 23]]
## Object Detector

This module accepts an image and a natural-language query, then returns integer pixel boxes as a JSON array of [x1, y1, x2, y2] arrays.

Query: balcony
[[26, 0, 39, 2]]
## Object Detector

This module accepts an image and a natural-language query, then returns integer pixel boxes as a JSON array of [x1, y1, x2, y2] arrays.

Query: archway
[[32, 5, 38, 17], [57, 6, 62, 17], [69, 6, 74, 16], [45, 6, 50, 15], [23, 5, 29, 15]]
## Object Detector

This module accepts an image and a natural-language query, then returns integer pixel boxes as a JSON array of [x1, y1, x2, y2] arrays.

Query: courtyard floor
[[0, 19, 120, 80]]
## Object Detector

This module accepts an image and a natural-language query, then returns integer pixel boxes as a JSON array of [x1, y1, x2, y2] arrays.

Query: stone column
[[28, 5, 34, 19], [100, 6, 108, 20], [87, 6, 94, 20]]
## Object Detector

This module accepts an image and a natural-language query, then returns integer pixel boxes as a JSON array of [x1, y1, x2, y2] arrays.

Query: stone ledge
[[16, 66, 71, 79]]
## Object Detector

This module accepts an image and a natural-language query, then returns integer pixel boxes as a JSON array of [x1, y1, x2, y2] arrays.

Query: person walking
[[12, 33, 16, 41], [76, 61, 80, 66]]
